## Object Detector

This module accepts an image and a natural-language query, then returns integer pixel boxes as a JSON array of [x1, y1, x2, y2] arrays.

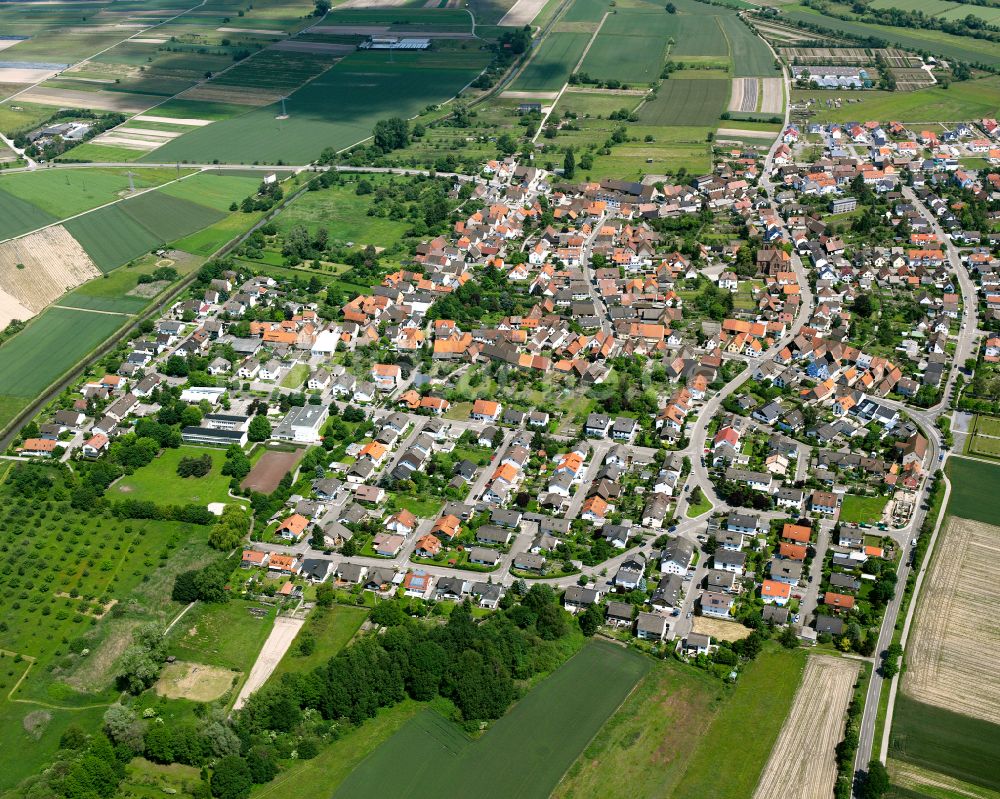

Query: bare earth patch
[[22, 710, 52, 740], [753, 655, 860, 799], [232, 617, 304, 710], [760, 78, 784, 114], [499, 0, 547, 27], [155, 660, 240, 702], [692, 616, 751, 641], [904, 517, 1000, 724], [241, 447, 306, 493]]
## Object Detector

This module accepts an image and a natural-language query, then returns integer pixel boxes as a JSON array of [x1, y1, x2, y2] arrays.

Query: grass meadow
[[167, 602, 277, 675], [269, 605, 368, 682], [838, 494, 890, 525], [332, 641, 650, 799], [112, 446, 241, 506]]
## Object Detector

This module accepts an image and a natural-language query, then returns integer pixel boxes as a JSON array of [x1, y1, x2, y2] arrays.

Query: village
[[11, 109, 996, 668]]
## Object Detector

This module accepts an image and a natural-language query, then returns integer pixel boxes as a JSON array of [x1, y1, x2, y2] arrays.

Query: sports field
[[146, 49, 489, 164], [639, 79, 730, 126], [512, 32, 590, 92], [333, 641, 650, 799]]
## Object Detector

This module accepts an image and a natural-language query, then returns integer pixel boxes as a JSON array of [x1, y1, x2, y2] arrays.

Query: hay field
[[0, 225, 101, 327], [903, 516, 1000, 724], [753, 656, 860, 799]]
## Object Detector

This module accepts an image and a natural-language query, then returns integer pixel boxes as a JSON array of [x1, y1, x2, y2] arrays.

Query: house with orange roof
[[782, 523, 812, 544], [277, 513, 310, 542], [414, 534, 442, 558], [371, 363, 401, 391], [824, 592, 855, 611], [432, 514, 461, 540], [419, 395, 450, 415], [17, 438, 57, 456], [241, 550, 269, 569], [267, 554, 300, 576], [358, 441, 388, 466], [762, 579, 791, 606], [471, 398, 502, 422], [581, 495, 608, 524], [386, 509, 417, 535]]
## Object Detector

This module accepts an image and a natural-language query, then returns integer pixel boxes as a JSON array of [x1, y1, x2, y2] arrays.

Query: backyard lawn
[[838, 494, 890, 525], [112, 446, 242, 506]]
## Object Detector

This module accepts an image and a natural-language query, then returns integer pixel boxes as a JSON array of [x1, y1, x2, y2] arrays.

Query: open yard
[[752, 656, 860, 799], [275, 179, 411, 246], [838, 494, 890, 525], [113, 445, 240, 507], [902, 515, 1000, 725], [332, 640, 650, 798]]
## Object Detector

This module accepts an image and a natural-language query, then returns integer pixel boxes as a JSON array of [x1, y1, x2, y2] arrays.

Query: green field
[[0, 306, 127, 429], [553, 657, 722, 799], [0, 189, 55, 241], [65, 190, 225, 271], [890, 694, 1000, 791], [145, 50, 489, 164], [158, 171, 263, 211], [59, 250, 201, 314], [513, 32, 591, 91], [839, 494, 890, 525], [112, 446, 243, 506], [639, 79, 730, 125], [207, 48, 338, 93], [579, 32, 668, 84], [274, 179, 411, 245], [173, 210, 261, 257], [671, 646, 807, 799], [269, 605, 368, 682], [323, 7, 473, 31], [168, 601, 276, 674], [333, 641, 651, 799], [563, 0, 612, 23], [791, 75, 1000, 123], [945, 456, 1000, 524]]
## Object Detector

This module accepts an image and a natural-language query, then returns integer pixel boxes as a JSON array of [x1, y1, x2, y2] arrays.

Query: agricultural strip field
[[945, 455, 1000, 524], [332, 641, 651, 799], [901, 515, 1000, 724], [157, 171, 263, 211], [752, 656, 860, 799], [0, 225, 101, 327], [146, 49, 489, 164], [777, 5, 1000, 66], [551, 658, 723, 799], [562, 0, 613, 23], [719, 13, 779, 77], [791, 75, 1000, 123], [64, 189, 226, 271], [670, 646, 807, 799], [0, 189, 55, 241], [890, 694, 1000, 792], [639, 79, 730, 126], [512, 32, 590, 92], [181, 49, 340, 106]]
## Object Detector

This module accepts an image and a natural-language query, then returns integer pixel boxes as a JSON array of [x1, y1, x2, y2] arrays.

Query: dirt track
[[904, 517, 1000, 723], [232, 616, 304, 710], [753, 655, 860, 799]]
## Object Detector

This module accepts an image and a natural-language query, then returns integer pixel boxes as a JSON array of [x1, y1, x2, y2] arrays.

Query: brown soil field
[[178, 83, 282, 106], [17, 87, 159, 112], [729, 78, 758, 113], [903, 516, 1000, 724], [155, 660, 239, 702], [692, 616, 752, 641], [753, 655, 860, 799], [760, 78, 784, 114], [0, 225, 101, 327], [241, 447, 306, 493]]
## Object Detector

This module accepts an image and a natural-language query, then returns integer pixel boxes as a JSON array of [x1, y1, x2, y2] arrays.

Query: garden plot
[[760, 77, 783, 113], [729, 77, 758, 112], [904, 516, 1000, 724], [753, 656, 860, 799], [0, 225, 100, 326]]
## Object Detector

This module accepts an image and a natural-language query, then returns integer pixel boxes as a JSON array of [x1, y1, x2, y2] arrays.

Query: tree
[[372, 117, 409, 153], [103, 704, 144, 751], [211, 756, 253, 799], [578, 603, 603, 636], [665, 2, 676, 11], [117, 644, 160, 693], [853, 294, 874, 318], [248, 415, 271, 442], [563, 148, 575, 179], [246, 748, 278, 784], [313, 0, 330, 14], [316, 582, 334, 607], [860, 760, 890, 799]]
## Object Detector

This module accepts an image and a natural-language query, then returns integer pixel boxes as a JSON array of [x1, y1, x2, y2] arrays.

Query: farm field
[[0, 463, 216, 790], [902, 515, 1000, 725], [791, 75, 1000, 123], [562, 0, 611, 23], [752, 656, 860, 799], [777, 4, 1000, 65], [157, 171, 263, 211], [639, 79, 730, 126], [945, 456, 1000, 524], [719, 12, 779, 77], [183, 48, 340, 106], [551, 657, 721, 799], [0, 306, 127, 431], [268, 605, 368, 682], [512, 32, 591, 92], [556, 89, 643, 118], [145, 49, 490, 164], [0, 190, 57, 241], [890, 693, 1000, 791], [0, 167, 183, 222], [838, 494, 890, 524], [112, 445, 241, 506], [332, 640, 650, 799], [671, 646, 807, 799]]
